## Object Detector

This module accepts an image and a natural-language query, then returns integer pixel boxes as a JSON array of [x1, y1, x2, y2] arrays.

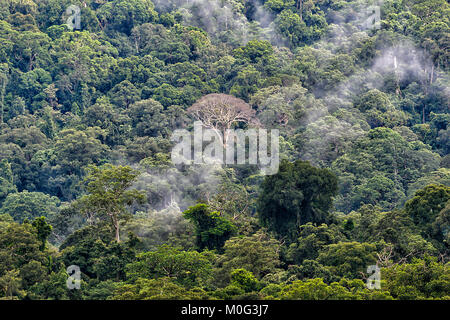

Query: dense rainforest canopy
[[0, 0, 448, 300]]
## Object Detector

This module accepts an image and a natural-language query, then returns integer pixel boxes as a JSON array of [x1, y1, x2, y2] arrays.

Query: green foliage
[[287, 223, 345, 265], [332, 127, 441, 212], [183, 204, 237, 251], [0, 0, 448, 301], [211, 284, 245, 300], [28, 266, 87, 300], [112, 277, 209, 300], [382, 257, 450, 299], [286, 260, 334, 283], [0, 190, 59, 222], [215, 231, 281, 286], [0, 269, 25, 299], [233, 40, 274, 64], [275, 9, 327, 47], [123, 209, 195, 251], [53, 128, 109, 175], [279, 278, 393, 300], [97, 0, 158, 35], [0, 159, 16, 204], [60, 223, 138, 281], [128, 99, 169, 137], [0, 220, 49, 285], [354, 89, 408, 128], [125, 245, 214, 288], [405, 184, 450, 243], [317, 242, 378, 279], [230, 269, 259, 293], [257, 159, 338, 241], [31, 216, 52, 251], [77, 164, 145, 242]]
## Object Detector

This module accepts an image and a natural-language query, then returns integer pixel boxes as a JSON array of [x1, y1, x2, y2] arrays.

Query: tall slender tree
[[0, 64, 9, 124], [78, 164, 145, 243]]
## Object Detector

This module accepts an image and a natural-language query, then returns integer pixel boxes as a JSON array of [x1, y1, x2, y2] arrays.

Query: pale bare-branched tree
[[187, 93, 259, 146], [376, 245, 395, 268]]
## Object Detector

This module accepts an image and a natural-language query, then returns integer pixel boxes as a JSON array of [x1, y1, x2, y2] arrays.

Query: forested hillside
[[0, 0, 449, 300]]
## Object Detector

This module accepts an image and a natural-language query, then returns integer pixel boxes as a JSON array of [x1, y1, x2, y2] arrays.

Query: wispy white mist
[[152, 0, 282, 45], [133, 163, 224, 212], [289, 1, 448, 166]]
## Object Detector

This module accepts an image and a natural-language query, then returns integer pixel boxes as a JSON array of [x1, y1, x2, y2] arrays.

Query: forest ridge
[[0, 0, 449, 300]]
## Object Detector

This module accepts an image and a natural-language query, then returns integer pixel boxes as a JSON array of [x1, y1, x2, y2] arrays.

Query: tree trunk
[[112, 216, 120, 243], [430, 64, 434, 85], [0, 76, 6, 124], [422, 105, 426, 124], [115, 223, 120, 243], [297, 0, 303, 21]]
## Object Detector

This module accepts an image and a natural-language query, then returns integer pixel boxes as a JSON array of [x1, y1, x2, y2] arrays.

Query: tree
[[54, 128, 109, 175], [28, 267, 86, 300], [187, 93, 258, 146], [62, 232, 139, 282], [108, 80, 141, 108], [317, 242, 378, 280], [287, 223, 345, 265], [127, 98, 169, 137], [367, 209, 437, 262], [0, 63, 8, 123], [112, 277, 209, 300], [354, 89, 408, 128], [279, 278, 393, 300], [405, 184, 450, 242], [0, 191, 60, 223], [233, 40, 274, 64], [31, 216, 52, 251], [432, 201, 449, 249], [298, 113, 367, 167], [250, 84, 308, 130], [230, 269, 259, 293], [97, 0, 158, 35], [257, 159, 338, 241], [0, 125, 50, 193], [382, 256, 450, 300], [215, 231, 281, 286], [77, 164, 145, 243], [208, 179, 254, 234], [0, 0, 447, 302], [332, 127, 441, 213], [274, 9, 327, 47], [125, 245, 214, 288], [122, 206, 195, 252], [0, 159, 16, 205], [286, 260, 334, 283], [0, 221, 48, 277], [82, 99, 132, 147], [18, 260, 47, 290], [0, 269, 24, 299], [182, 204, 236, 252]]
